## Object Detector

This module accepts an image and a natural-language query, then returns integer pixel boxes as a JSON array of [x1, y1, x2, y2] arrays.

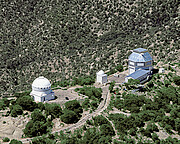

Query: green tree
[[3, 137, 10, 142], [125, 79, 140, 90], [0, 100, 6, 110], [98, 136, 112, 144], [109, 81, 115, 93], [23, 120, 49, 137], [129, 128, 136, 136], [60, 136, 78, 144], [173, 76, 180, 85], [100, 124, 115, 136], [2, 98, 10, 107], [45, 103, 62, 119], [77, 86, 102, 101], [32, 136, 55, 144], [37, 102, 45, 111], [11, 105, 23, 117], [82, 98, 90, 110], [152, 133, 159, 142], [16, 96, 37, 111], [31, 109, 46, 122], [61, 110, 79, 124], [147, 81, 154, 89], [90, 100, 98, 110], [9, 139, 22, 144], [115, 65, 123, 72], [64, 100, 83, 116], [93, 115, 110, 126]]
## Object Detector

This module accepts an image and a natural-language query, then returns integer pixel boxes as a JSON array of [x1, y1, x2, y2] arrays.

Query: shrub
[[129, 128, 136, 136], [82, 98, 90, 110], [64, 100, 83, 116], [3, 137, 10, 142], [31, 136, 55, 144], [61, 110, 79, 124], [9, 139, 22, 144], [45, 103, 62, 119], [93, 115, 110, 126], [100, 124, 115, 136], [173, 76, 180, 85], [115, 65, 124, 72], [16, 96, 37, 111], [23, 120, 49, 137], [31, 109, 46, 122], [0, 100, 6, 110], [77, 86, 102, 101], [11, 105, 23, 117]]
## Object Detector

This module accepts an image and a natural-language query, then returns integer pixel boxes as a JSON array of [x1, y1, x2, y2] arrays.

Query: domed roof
[[97, 70, 105, 75], [133, 48, 147, 53], [129, 49, 153, 62], [32, 76, 51, 88]]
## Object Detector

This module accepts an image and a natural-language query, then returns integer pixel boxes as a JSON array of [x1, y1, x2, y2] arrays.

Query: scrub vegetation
[[0, 0, 179, 143], [1, 0, 179, 96], [75, 86, 102, 111], [51, 75, 95, 88], [108, 72, 180, 143], [0, 93, 83, 138]]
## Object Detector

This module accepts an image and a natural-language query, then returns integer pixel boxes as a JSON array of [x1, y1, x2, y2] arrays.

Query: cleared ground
[[48, 86, 87, 105], [108, 70, 128, 84], [0, 110, 31, 142]]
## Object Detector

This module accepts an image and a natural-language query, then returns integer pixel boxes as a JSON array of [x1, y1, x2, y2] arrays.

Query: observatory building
[[125, 48, 153, 83], [30, 76, 55, 102], [128, 48, 153, 74], [96, 70, 107, 84]]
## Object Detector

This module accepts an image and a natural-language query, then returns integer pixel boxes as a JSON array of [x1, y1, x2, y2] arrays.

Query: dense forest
[[0, 0, 179, 96]]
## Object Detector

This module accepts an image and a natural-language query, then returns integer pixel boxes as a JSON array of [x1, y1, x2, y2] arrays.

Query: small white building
[[96, 70, 107, 84], [30, 76, 55, 102], [159, 68, 165, 73]]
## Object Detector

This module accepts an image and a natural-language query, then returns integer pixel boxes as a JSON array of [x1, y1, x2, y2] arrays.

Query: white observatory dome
[[32, 76, 51, 89], [30, 76, 55, 102], [97, 70, 105, 75]]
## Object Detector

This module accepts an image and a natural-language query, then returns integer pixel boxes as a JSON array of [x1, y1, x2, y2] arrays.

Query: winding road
[[20, 85, 110, 143]]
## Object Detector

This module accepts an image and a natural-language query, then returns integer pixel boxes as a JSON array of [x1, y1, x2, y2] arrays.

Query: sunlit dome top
[[32, 76, 51, 88], [129, 48, 153, 62], [133, 48, 147, 53], [97, 70, 105, 75]]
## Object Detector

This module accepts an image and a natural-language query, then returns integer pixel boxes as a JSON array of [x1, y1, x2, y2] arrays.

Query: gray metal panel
[[129, 52, 153, 62], [126, 70, 150, 79]]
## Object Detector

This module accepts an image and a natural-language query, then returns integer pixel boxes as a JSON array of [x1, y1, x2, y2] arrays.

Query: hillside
[[0, 0, 179, 96]]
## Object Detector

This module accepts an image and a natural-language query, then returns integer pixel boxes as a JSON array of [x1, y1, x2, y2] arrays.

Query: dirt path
[[19, 85, 110, 143]]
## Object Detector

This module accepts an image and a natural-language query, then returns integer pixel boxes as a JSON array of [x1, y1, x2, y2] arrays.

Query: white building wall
[[159, 68, 165, 73], [34, 96, 41, 102], [96, 74, 107, 84], [129, 61, 135, 66], [96, 75, 102, 83], [31, 89, 55, 102], [129, 66, 135, 74]]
